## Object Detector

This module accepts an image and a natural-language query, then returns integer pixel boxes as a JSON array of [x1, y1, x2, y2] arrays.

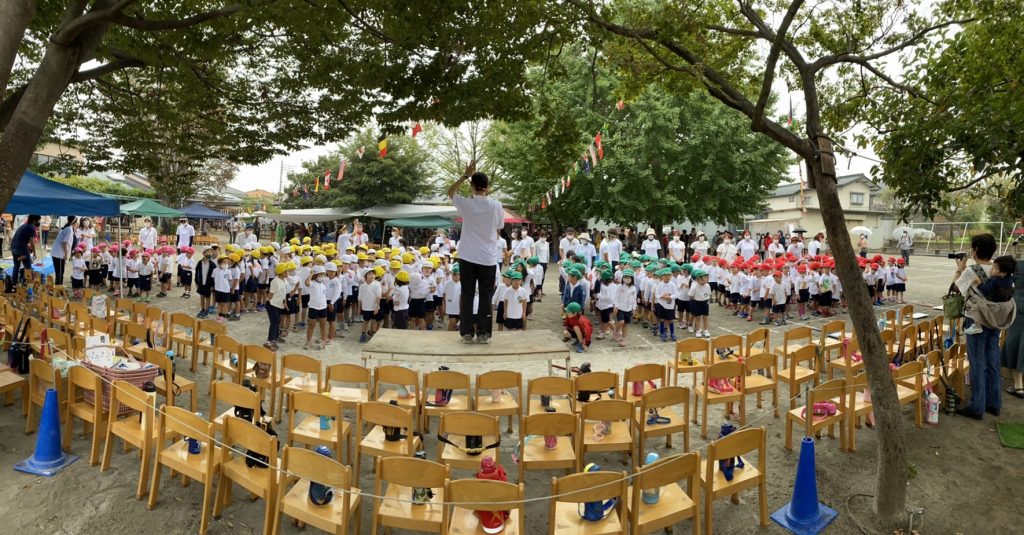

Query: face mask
[[724, 238, 732, 243], [316, 275, 326, 282], [773, 240, 779, 244], [145, 222, 151, 228], [673, 236, 680, 241], [743, 235, 750, 239], [219, 263, 228, 269]]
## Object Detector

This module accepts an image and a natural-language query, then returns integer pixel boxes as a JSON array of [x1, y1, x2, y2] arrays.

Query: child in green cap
[[563, 302, 592, 352], [613, 269, 638, 346], [503, 271, 529, 331], [688, 269, 712, 338]]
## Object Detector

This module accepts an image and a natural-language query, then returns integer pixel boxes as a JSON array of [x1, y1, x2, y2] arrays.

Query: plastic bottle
[[187, 412, 203, 454], [641, 452, 661, 504], [926, 389, 940, 425], [308, 446, 334, 505]]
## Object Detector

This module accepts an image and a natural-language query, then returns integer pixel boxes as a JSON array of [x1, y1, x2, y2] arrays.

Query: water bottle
[[926, 390, 940, 426], [319, 415, 331, 430], [27, 287, 33, 302], [187, 412, 202, 454], [308, 446, 334, 505], [641, 452, 661, 504]]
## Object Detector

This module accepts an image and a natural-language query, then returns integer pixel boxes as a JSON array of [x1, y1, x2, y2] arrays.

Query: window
[[788, 195, 795, 203], [850, 192, 865, 205]]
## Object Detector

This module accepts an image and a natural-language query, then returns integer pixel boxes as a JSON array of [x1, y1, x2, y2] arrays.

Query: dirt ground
[[1, 248, 1022, 534]]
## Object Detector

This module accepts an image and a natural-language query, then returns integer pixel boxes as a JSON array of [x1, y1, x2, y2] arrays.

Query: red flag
[[323, 169, 332, 190], [378, 138, 388, 158], [411, 122, 423, 138], [541, 197, 547, 209], [338, 159, 346, 182], [594, 132, 604, 159], [616, 100, 625, 110], [356, 146, 365, 159]]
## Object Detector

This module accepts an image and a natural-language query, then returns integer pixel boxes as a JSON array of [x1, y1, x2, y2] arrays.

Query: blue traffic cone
[[14, 389, 78, 477], [771, 437, 837, 534]]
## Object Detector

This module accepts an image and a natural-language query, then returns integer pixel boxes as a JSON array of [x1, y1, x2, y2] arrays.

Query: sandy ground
[[1, 249, 1023, 534]]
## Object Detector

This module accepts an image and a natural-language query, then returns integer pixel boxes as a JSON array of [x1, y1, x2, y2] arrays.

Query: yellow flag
[[378, 138, 388, 157], [315, 177, 320, 192]]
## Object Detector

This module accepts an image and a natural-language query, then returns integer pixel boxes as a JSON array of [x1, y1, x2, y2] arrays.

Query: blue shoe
[[574, 343, 584, 353], [197, 310, 208, 319], [359, 333, 368, 343], [660, 334, 668, 342], [297, 321, 306, 328], [207, 306, 216, 314], [426, 324, 433, 331], [670, 335, 677, 342]]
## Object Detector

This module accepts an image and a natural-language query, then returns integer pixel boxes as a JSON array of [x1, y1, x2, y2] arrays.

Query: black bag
[[245, 419, 279, 469], [7, 318, 30, 374]]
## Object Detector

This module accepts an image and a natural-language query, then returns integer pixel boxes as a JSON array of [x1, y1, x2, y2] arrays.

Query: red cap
[[690, 254, 700, 261], [810, 262, 821, 270], [701, 255, 711, 263], [896, 258, 905, 265], [797, 265, 807, 273], [870, 262, 879, 269], [773, 270, 783, 277]]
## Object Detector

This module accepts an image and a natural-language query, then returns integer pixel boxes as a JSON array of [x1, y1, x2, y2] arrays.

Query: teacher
[[448, 161, 503, 345]]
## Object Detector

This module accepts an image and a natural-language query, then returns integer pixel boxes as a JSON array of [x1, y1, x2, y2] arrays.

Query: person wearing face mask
[[715, 231, 738, 263], [692, 233, 710, 258], [176, 217, 195, 248], [212, 255, 233, 322], [667, 230, 686, 263], [194, 247, 216, 318], [76, 217, 96, 251], [511, 228, 534, 260], [600, 228, 623, 267], [736, 230, 759, 261], [305, 265, 330, 350], [139, 218, 158, 250], [767, 235, 785, 258], [641, 229, 662, 259], [389, 228, 403, 250]]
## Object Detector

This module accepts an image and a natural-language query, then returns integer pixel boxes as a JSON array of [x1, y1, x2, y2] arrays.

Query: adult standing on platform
[[448, 161, 503, 344], [176, 217, 195, 248]]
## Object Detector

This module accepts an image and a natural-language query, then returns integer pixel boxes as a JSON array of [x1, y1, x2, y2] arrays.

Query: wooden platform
[[360, 329, 572, 376]]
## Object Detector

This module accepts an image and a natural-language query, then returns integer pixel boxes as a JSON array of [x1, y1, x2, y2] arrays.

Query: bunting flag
[[323, 169, 331, 190], [583, 155, 591, 173], [594, 132, 604, 159], [356, 146, 365, 159], [338, 158, 346, 182], [546, 191, 551, 205], [588, 143, 598, 168], [566, 173, 571, 188], [315, 177, 320, 193], [411, 122, 423, 138], [541, 197, 548, 209], [788, 94, 794, 126], [616, 100, 625, 110], [378, 137, 388, 158]]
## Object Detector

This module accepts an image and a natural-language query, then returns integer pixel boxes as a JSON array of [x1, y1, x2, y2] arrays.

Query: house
[[245, 189, 277, 199], [745, 173, 890, 249]]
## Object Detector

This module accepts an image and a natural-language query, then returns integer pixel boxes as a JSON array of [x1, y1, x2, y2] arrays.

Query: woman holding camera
[[953, 234, 1002, 419]]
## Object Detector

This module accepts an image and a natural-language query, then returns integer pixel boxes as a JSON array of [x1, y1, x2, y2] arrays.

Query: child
[[748, 265, 762, 323], [264, 263, 290, 350], [178, 247, 194, 298], [324, 262, 342, 342], [613, 269, 638, 347], [212, 255, 233, 323], [654, 268, 677, 342], [503, 271, 529, 331], [885, 257, 898, 302], [422, 260, 439, 330], [688, 269, 712, 338], [893, 258, 908, 304], [305, 265, 329, 350], [795, 264, 810, 320], [443, 265, 461, 331], [70, 248, 86, 299], [257, 247, 272, 312], [561, 268, 586, 311], [677, 265, 692, 330], [112, 246, 127, 297], [137, 251, 154, 302], [408, 260, 430, 331], [358, 268, 382, 342], [283, 261, 300, 337], [194, 247, 216, 318], [493, 271, 511, 332], [87, 246, 103, 291], [818, 263, 834, 317], [594, 269, 616, 339], [391, 270, 410, 329], [963, 255, 1016, 335], [125, 250, 140, 298], [156, 247, 171, 298], [245, 251, 261, 313], [768, 270, 787, 326], [295, 256, 312, 328], [562, 302, 592, 352]]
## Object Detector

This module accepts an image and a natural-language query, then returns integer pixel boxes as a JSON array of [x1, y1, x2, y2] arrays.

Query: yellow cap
[[396, 271, 410, 283], [228, 253, 241, 263], [373, 266, 385, 277], [302, 236, 311, 243], [356, 252, 369, 261], [429, 257, 440, 267], [251, 250, 261, 259], [300, 256, 312, 265], [289, 238, 300, 246], [345, 246, 356, 252], [375, 251, 385, 259], [382, 248, 391, 254], [402, 252, 414, 264], [419, 246, 429, 255], [390, 260, 402, 270], [217, 255, 229, 261], [275, 263, 288, 275]]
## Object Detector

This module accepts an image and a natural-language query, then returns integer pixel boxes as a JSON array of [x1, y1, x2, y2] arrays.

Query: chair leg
[[704, 486, 713, 535], [262, 494, 276, 535], [25, 399, 36, 434], [147, 462, 162, 509], [100, 423, 114, 472], [89, 418, 103, 466], [700, 399, 708, 439], [213, 473, 230, 518], [759, 481, 769, 527], [136, 445, 152, 499], [785, 416, 793, 450], [199, 476, 214, 535]]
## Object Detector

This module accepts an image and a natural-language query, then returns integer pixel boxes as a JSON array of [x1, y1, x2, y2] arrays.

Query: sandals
[[646, 409, 671, 425], [592, 423, 607, 441], [1006, 387, 1024, 399]]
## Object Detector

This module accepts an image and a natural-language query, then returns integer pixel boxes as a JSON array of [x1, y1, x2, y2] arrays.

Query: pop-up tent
[[179, 202, 229, 220], [3, 170, 120, 216], [384, 215, 454, 228], [455, 207, 531, 224], [120, 198, 183, 218]]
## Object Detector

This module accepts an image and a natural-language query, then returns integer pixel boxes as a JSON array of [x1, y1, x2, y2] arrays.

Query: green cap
[[509, 271, 523, 280], [629, 260, 642, 268], [640, 254, 651, 262], [600, 269, 612, 281], [622, 269, 635, 278], [681, 263, 693, 272], [502, 270, 514, 278], [691, 269, 708, 278], [527, 256, 539, 265], [568, 269, 582, 278], [451, 264, 460, 274], [670, 265, 681, 273], [565, 302, 582, 314], [656, 268, 671, 276]]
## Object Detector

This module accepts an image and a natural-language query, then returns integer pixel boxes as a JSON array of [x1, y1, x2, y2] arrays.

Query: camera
[[947, 252, 967, 260]]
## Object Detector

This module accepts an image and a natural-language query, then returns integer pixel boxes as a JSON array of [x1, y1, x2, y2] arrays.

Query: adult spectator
[[0, 218, 8, 257], [640, 229, 662, 258], [176, 217, 195, 248], [138, 218, 158, 250], [350, 220, 370, 247], [435, 229, 454, 255], [857, 234, 869, 258], [227, 217, 240, 243], [76, 217, 96, 250], [692, 232, 711, 258], [448, 161, 503, 344], [40, 216, 52, 248], [1001, 257, 1024, 401], [252, 219, 261, 240], [787, 236, 804, 257], [50, 216, 76, 285], [898, 230, 913, 266], [737, 230, 759, 261], [559, 228, 580, 261], [235, 224, 258, 247], [577, 233, 597, 269], [389, 228, 403, 249], [716, 231, 737, 262], [9, 215, 40, 288], [808, 233, 823, 257], [601, 228, 623, 265], [766, 234, 785, 258], [953, 234, 1006, 419], [511, 227, 534, 259], [535, 230, 550, 287]]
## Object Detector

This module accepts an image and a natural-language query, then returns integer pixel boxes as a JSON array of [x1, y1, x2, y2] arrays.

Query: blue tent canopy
[[3, 171, 120, 216], [179, 202, 230, 220]]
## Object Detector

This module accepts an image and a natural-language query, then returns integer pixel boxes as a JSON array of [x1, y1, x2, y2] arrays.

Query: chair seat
[[423, 394, 469, 413], [626, 483, 694, 529], [221, 456, 277, 497], [377, 484, 444, 531], [291, 415, 349, 449], [441, 435, 499, 469], [124, 342, 147, 359], [281, 479, 360, 533], [360, 426, 421, 457], [777, 366, 815, 383], [786, 406, 844, 428], [0, 371, 28, 394], [552, 500, 621, 534], [744, 375, 775, 392], [327, 386, 368, 408], [376, 389, 419, 410], [158, 439, 221, 481], [633, 407, 687, 437], [828, 358, 864, 372], [521, 437, 575, 469], [448, 505, 522, 535], [623, 383, 657, 406], [155, 375, 195, 396], [476, 392, 519, 415], [582, 421, 632, 452], [110, 415, 159, 447], [699, 458, 761, 497], [833, 392, 872, 418], [69, 399, 104, 422], [895, 385, 919, 404], [528, 397, 572, 415], [695, 385, 742, 403], [281, 375, 320, 395]]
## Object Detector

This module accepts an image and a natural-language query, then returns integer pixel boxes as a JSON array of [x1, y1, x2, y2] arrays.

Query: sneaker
[[228, 313, 240, 321], [687, 326, 694, 333], [670, 334, 677, 342], [462, 334, 475, 344], [660, 334, 668, 342], [574, 343, 584, 353], [964, 323, 983, 335], [478, 335, 491, 345], [297, 321, 306, 328], [703, 330, 712, 338], [359, 333, 368, 343], [197, 310, 208, 319], [426, 324, 433, 331]]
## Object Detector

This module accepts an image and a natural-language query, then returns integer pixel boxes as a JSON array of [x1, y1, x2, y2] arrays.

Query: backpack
[[964, 265, 1017, 330]]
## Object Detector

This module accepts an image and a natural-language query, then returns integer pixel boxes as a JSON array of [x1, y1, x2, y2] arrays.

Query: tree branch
[[736, 1, 809, 70], [702, 24, 761, 39], [109, 4, 242, 32], [848, 56, 935, 104], [751, 0, 803, 128], [51, 0, 139, 46], [809, 17, 977, 71], [71, 56, 144, 83]]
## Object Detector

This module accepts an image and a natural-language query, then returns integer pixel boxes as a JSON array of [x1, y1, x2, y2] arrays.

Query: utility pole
[[278, 160, 284, 194]]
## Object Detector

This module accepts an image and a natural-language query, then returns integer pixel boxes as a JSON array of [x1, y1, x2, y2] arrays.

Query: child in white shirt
[[443, 266, 462, 331], [594, 271, 617, 339], [358, 269, 383, 341], [613, 271, 638, 346], [178, 249, 195, 298], [688, 270, 712, 338], [70, 249, 86, 299], [305, 265, 329, 350], [654, 270, 677, 341], [138, 252, 154, 302], [502, 272, 530, 331]]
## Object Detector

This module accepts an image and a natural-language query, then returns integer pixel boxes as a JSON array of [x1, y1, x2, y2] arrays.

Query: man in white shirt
[[448, 161, 503, 344], [601, 229, 623, 265], [176, 217, 195, 248], [559, 228, 580, 261]]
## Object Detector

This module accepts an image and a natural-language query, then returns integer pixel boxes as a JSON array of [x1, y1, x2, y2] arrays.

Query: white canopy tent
[[263, 207, 353, 223], [267, 204, 457, 224]]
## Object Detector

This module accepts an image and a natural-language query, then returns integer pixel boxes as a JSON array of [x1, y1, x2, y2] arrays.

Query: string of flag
[[290, 122, 423, 198]]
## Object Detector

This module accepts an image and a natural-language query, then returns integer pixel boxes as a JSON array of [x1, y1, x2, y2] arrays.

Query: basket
[[81, 359, 160, 416]]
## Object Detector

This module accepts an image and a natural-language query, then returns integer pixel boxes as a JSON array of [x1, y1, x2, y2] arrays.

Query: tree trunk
[[0, 0, 36, 97]]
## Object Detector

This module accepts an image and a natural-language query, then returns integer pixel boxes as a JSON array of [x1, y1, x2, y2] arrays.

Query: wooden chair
[[710, 334, 743, 364], [517, 412, 578, 483], [26, 358, 67, 434], [147, 406, 221, 534], [47, 296, 70, 332], [89, 316, 113, 337], [354, 401, 422, 480], [67, 302, 91, 336], [700, 427, 768, 535], [194, 319, 225, 371], [628, 453, 701, 535], [827, 335, 865, 381], [374, 365, 421, 424], [372, 456, 448, 535], [777, 345, 819, 410], [672, 338, 710, 391], [776, 326, 817, 370], [744, 328, 772, 361], [278, 353, 322, 420], [32, 327, 69, 360], [880, 328, 898, 362], [286, 391, 350, 464], [527, 375, 574, 415], [573, 370, 618, 414], [0, 367, 29, 418], [898, 304, 914, 331], [143, 347, 197, 411], [474, 370, 522, 433], [273, 445, 361, 535], [549, 470, 627, 535], [694, 361, 745, 438], [213, 416, 279, 535], [894, 361, 923, 428], [915, 320, 933, 354], [144, 305, 167, 339], [65, 366, 106, 465], [743, 351, 779, 418], [113, 299, 143, 337], [122, 322, 152, 360], [438, 411, 500, 470], [818, 320, 846, 371], [918, 350, 943, 394], [944, 342, 970, 401], [578, 399, 634, 470], [244, 344, 282, 421], [101, 380, 158, 499], [635, 386, 690, 459], [898, 325, 920, 362], [209, 334, 248, 393], [421, 369, 471, 432], [444, 478, 525, 535], [841, 373, 873, 452], [210, 380, 260, 432], [622, 363, 666, 406], [168, 312, 198, 371], [323, 363, 373, 415], [785, 378, 847, 451]]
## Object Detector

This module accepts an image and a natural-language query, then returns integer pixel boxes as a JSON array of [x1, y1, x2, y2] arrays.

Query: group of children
[[66, 239, 191, 302]]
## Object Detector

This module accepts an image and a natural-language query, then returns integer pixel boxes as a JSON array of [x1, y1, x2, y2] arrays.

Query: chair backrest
[[790, 345, 817, 367], [282, 444, 351, 488], [211, 381, 260, 424], [552, 470, 626, 505], [894, 360, 923, 389], [880, 328, 896, 354], [623, 363, 665, 390], [68, 365, 102, 404], [522, 412, 576, 437], [446, 478, 524, 515], [222, 415, 278, 471], [476, 369, 521, 391], [111, 379, 154, 414], [170, 312, 194, 330], [123, 322, 150, 346], [68, 302, 89, 325], [244, 344, 276, 372], [581, 398, 633, 423], [439, 410, 499, 437], [375, 365, 419, 395], [90, 317, 112, 336], [640, 385, 689, 413], [706, 426, 765, 465], [675, 338, 710, 364], [289, 390, 342, 420], [359, 400, 415, 431], [705, 361, 743, 383], [899, 325, 917, 354], [745, 327, 770, 356], [633, 451, 700, 495], [809, 379, 845, 407], [161, 405, 214, 448], [883, 309, 897, 329], [145, 305, 166, 330], [848, 372, 869, 396], [114, 298, 134, 316], [744, 352, 777, 376], [782, 326, 813, 353], [281, 353, 322, 384], [378, 456, 448, 492], [574, 370, 618, 396], [215, 334, 243, 363], [46, 329, 70, 351], [197, 318, 226, 342], [919, 350, 942, 381], [842, 338, 860, 361], [29, 358, 58, 395], [710, 334, 742, 355], [820, 320, 845, 344], [424, 369, 470, 391], [899, 304, 914, 324], [131, 302, 148, 321], [326, 363, 371, 388], [528, 375, 572, 397]]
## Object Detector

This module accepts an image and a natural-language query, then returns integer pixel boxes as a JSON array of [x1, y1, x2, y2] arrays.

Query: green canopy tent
[[383, 215, 454, 228], [119, 198, 183, 218]]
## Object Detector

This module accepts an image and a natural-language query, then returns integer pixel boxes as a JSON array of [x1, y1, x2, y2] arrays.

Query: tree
[[282, 128, 433, 210], [422, 121, 492, 189], [486, 50, 789, 229], [46, 174, 155, 199], [0, 1, 566, 213], [562, 0, 979, 526]]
